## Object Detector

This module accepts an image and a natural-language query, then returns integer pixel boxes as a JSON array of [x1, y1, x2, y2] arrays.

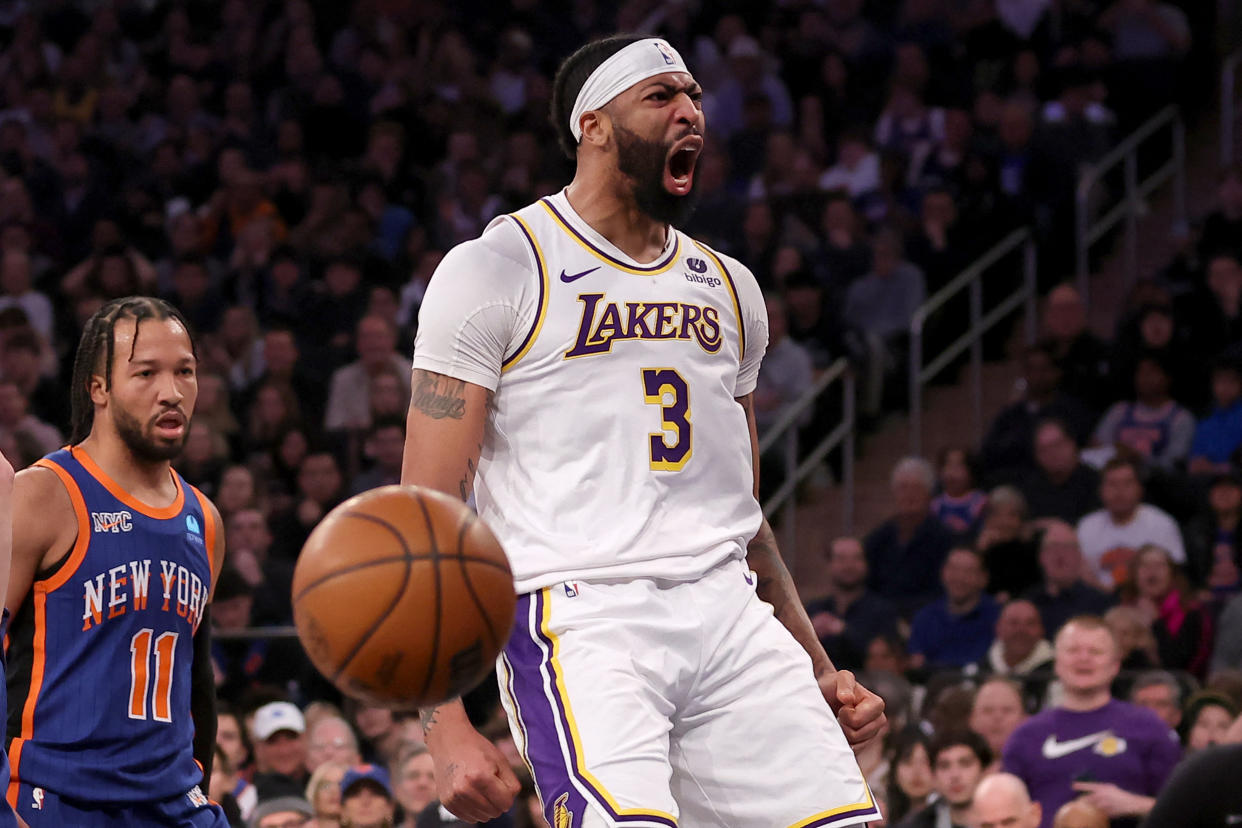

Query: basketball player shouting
[[403, 36, 885, 827], [5, 298, 228, 826]]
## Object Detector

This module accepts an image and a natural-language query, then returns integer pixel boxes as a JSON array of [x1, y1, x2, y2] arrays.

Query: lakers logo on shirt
[[564, 293, 722, 358], [553, 793, 573, 828]]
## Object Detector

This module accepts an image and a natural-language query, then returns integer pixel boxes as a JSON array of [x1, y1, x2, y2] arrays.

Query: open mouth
[[154, 411, 186, 437], [664, 135, 703, 195]]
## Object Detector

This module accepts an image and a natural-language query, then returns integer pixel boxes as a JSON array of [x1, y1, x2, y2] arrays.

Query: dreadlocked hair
[[69, 296, 196, 445]]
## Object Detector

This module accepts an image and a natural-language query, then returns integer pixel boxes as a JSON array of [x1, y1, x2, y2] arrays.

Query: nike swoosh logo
[[560, 267, 600, 283], [1041, 731, 1112, 759], [98, 518, 123, 532]]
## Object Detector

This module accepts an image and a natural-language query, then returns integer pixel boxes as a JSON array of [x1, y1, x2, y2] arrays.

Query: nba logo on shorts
[[30, 788, 43, 810], [553, 793, 573, 828], [563, 582, 579, 598], [654, 41, 676, 66]]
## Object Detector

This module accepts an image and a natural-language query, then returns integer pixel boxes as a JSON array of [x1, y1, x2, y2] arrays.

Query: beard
[[613, 122, 700, 227], [113, 403, 188, 463]]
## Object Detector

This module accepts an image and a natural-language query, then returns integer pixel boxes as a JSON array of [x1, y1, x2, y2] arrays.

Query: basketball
[[291, 485, 516, 709]]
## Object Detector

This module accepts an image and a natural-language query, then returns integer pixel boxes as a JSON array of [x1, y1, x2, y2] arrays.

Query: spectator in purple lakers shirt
[[1002, 616, 1181, 828]]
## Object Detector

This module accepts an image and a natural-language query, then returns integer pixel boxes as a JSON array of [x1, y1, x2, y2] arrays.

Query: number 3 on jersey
[[129, 628, 177, 722], [642, 368, 691, 471]]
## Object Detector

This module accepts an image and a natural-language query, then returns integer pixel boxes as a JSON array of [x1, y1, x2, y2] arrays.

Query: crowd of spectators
[[0, 0, 1229, 826]]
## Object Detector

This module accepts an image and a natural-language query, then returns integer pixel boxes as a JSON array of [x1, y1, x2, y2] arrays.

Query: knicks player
[[5, 297, 227, 826], [403, 35, 885, 828]]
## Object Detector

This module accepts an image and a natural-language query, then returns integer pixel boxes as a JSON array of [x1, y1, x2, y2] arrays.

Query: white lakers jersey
[[412, 189, 768, 593]]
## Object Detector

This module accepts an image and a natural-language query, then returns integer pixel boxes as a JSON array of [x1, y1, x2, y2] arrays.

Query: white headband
[[569, 38, 690, 141]]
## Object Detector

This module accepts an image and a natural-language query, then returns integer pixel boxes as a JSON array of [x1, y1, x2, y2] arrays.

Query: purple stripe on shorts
[[525, 591, 678, 828], [503, 592, 592, 826]]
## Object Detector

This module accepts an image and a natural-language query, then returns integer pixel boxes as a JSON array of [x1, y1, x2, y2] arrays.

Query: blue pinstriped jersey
[[6, 447, 215, 804]]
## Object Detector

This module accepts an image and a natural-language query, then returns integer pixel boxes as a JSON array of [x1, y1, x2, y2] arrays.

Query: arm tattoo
[[411, 370, 467, 420]]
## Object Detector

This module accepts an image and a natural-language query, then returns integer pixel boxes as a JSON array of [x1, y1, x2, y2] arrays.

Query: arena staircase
[[782, 105, 1229, 601]]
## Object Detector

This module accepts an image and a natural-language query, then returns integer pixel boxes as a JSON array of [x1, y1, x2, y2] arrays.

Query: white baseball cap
[[252, 701, 306, 741]]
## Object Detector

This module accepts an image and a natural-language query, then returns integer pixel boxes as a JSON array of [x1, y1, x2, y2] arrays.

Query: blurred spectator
[[865, 457, 954, 617], [305, 761, 347, 828], [252, 701, 311, 800], [339, 765, 396, 828], [976, 486, 1041, 600], [968, 773, 1043, 828], [909, 548, 1001, 670], [0, 327, 67, 432], [269, 452, 345, 560], [1129, 671, 1184, 731], [1180, 691, 1238, 755], [0, 378, 59, 457], [1041, 285, 1111, 415], [930, 447, 987, 542], [207, 744, 245, 826], [1077, 458, 1185, 590], [1003, 617, 1181, 828], [1105, 606, 1161, 683], [982, 343, 1094, 477], [978, 599, 1054, 682], [306, 717, 361, 775], [1213, 592, 1242, 672], [1090, 354, 1195, 471], [866, 632, 913, 677], [226, 508, 292, 626], [1188, 358, 1242, 478], [1018, 420, 1100, 524], [845, 227, 926, 415], [243, 327, 325, 432], [1022, 521, 1114, 639], [874, 83, 945, 165], [250, 796, 315, 828], [349, 703, 407, 768], [886, 728, 935, 826], [817, 195, 872, 292], [1126, 544, 1213, 679], [1050, 799, 1110, 828], [1192, 253, 1242, 359], [324, 315, 411, 432], [806, 536, 899, 672], [351, 417, 405, 495], [898, 730, 990, 828], [1199, 166, 1242, 261], [754, 293, 813, 436], [1107, 303, 1202, 412], [0, 249, 52, 343], [818, 128, 880, 198], [969, 677, 1030, 768], [391, 744, 436, 828], [708, 35, 794, 139], [780, 270, 838, 369]]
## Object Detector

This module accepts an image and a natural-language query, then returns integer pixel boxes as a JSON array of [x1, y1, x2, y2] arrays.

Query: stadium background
[[0, 1, 1237, 826]]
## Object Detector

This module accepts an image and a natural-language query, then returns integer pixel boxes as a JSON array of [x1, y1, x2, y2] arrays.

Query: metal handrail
[[908, 229, 1038, 457], [1075, 106, 1186, 305], [1222, 47, 1242, 167], [758, 356, 855, 561]]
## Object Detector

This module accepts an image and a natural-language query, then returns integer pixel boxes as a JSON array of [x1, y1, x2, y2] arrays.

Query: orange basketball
[[292, 485, 516, 709]]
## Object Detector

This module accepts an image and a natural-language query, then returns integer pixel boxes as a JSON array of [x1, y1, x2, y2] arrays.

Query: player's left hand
[[1071, 781, 1153, 816], [818, 668, 886, 747]]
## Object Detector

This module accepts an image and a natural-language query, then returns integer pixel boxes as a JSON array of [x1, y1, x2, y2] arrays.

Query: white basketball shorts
[[497, 557, 881, 828]]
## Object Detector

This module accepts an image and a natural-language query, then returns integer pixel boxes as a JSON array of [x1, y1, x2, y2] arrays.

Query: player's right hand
[[429, 725, 521, 822]]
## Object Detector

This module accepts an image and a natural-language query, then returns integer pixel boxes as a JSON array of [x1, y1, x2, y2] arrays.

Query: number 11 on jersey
[[642, 368, 691, 471]]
